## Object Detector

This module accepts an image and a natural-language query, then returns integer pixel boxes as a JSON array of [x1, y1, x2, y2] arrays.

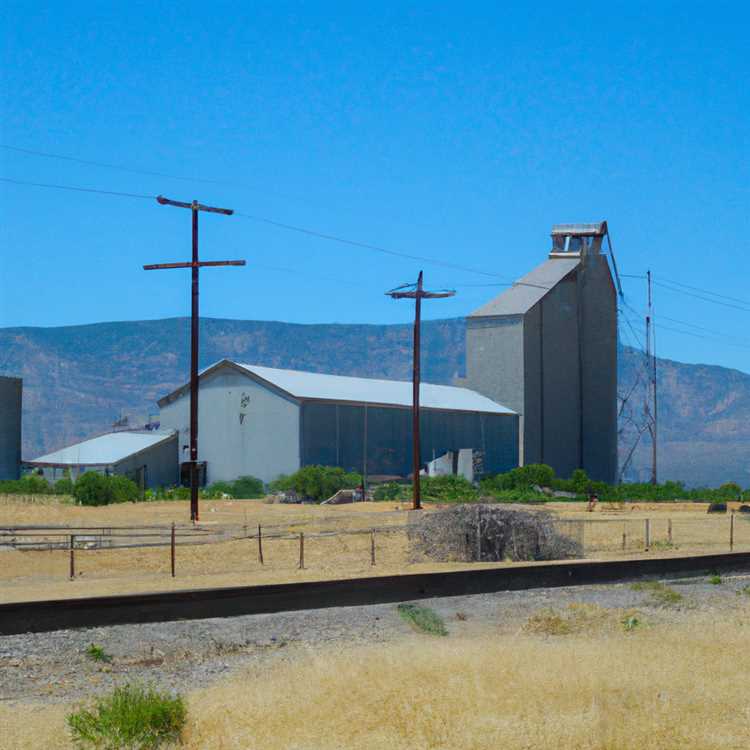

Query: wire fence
[[1, 512, 748, 587]]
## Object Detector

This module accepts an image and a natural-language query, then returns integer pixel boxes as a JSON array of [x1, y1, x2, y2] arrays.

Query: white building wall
[[159, 367, 301, 484]]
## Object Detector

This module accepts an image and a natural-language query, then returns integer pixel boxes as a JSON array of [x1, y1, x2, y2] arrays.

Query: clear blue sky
[[1, 1, 748, 372]]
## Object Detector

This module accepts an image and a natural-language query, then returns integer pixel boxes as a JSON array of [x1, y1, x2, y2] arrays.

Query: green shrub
[[203, 481, 235, 499], [73, 473, 111, 506], [67, 684, 186, 749], [482, 464, 555, 493], [85, 644, 112, 663], [373, 482, 406, 501], [420, 474, 478, 502], [110, 475, 140, 503], [73, 473, 139, 506], [718, 482, 742, 499], [231, 475, 265, 499], [269, 465, 361, 502], [0, 474, 53, 495], [397, 603, 448, 636], [54, 477, 75, 495]]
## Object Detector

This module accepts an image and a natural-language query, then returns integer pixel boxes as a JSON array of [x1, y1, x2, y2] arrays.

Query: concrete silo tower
[[465, 222, 618, 483]]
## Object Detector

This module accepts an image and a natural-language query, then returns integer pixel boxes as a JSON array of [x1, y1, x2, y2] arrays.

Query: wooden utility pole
[[386, 271, 455, 510], [645, 271, 658, 485], [145, 196, 245, 522]]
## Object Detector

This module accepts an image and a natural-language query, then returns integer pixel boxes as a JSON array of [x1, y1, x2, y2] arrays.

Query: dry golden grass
[[3, 496, 749, 603], [4, 607, 750, 750]]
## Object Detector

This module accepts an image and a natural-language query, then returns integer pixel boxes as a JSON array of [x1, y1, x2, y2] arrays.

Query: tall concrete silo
[[0, 376, 22, 480], [465, 222, 617, 483]]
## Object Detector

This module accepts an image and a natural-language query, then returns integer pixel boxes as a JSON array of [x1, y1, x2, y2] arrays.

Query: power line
[[1, 171, 532, 284], [0, 176, 154, 200], [233, 211, 520, 282], [657, 275, 749, 307], [656, 323, 750, 351], [0, 143, 271, 193]]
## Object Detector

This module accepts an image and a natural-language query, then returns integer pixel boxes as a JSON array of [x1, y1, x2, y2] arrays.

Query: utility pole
[[645, 270, 658, 485], [386, 271, 455, 510], [145, 195, 245, 522]]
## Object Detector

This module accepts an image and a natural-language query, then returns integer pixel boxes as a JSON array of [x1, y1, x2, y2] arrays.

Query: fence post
[[622, 531, 626, 551], [370, 530, 376, 566], [299, 532, 305, 569], [171, 523, 176, 577], [668, 518, 673, 545], [476, 508, 482, 562], [730, 512, 735, 551], [69, 534, 75, 580], [258, 524, 264, 565], [644, 519, 650, 551]]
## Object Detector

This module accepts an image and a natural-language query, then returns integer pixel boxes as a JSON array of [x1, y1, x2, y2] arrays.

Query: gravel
[[2, 570, 749, 704]]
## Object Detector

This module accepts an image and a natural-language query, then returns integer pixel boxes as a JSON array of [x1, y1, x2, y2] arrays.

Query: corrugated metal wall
[[113, 433, 179, 489], [0, 376, 22, 480], [300, 402, 518, 478]]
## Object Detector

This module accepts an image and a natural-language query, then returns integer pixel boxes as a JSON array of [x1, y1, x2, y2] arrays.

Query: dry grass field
[[3, 604, 750, 750], [2, 496, 748, 603]]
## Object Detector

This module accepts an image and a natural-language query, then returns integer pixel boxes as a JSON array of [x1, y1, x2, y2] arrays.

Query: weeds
[[67, 683, 186, 749], [85, 644, 112, 663], [622, 615, 641, 632], [523, 610, 573, 635], [631, 580, 684, 606], [397, 603, 448, 636], [522, 603, 635, 636], [737, 585, 750, 597], [709, 575, 723, 585]]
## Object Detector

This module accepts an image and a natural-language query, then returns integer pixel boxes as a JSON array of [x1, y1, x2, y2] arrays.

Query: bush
[[67, 684, 186, 749], [203, 481, 235, 499], [718, 482, 742, 499], [73, 473, 139, 506], [480, 464, 555, 494], [420, 474, 479, 502], [269, 465, 362, 502], [231, 475, 265, 499], [397, 603, 448, 636], [373, 482, 406, 501], [53, 477, 75, 495], [0, 474, 53, 495]]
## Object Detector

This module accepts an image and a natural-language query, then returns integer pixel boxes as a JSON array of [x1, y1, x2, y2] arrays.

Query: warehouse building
[[26, 430, 178, 489], [464, 222, 618, 483], [0, 376, 22, 480], [158, 360, 518, 485]]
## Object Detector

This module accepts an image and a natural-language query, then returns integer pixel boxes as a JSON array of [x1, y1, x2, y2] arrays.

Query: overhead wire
[[1, 169, 550, 291], [0, 176, 154, 201]]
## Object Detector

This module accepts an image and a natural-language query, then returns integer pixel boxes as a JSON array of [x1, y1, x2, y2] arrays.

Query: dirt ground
[[2, 497, 747, 603], [2, 572, 750, 749]]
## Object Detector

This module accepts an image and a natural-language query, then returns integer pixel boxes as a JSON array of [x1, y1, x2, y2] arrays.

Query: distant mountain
[[1, 317, 748, 487]]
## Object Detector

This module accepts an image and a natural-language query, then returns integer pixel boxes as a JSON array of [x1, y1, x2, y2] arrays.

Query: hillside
[[1, 317, 748, 487]]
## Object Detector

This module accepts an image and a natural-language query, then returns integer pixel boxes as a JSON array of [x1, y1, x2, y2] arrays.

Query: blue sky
[[1, 1, 748, 372]]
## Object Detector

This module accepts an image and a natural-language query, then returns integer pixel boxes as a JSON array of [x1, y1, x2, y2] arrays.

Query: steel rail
[[2, 551, 749, 636]]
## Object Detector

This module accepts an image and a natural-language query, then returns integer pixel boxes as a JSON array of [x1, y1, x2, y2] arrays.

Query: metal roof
[[160, 360, 515, 415], [469, 257, 580, 318], [27, 430, 176, 467]]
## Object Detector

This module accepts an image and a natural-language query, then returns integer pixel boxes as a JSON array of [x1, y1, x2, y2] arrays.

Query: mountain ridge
[[2, 316, 748, 487]]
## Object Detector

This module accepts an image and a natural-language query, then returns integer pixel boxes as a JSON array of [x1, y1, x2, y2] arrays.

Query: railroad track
[[2, 550, 749, 636]]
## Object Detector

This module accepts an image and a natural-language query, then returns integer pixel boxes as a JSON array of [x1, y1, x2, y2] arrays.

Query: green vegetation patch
[[631, 580, 684, 606], [397, 603, 448, 636], [524, 603, 642, 636], [67, 684, 186, 749], [73, 473, 140, 506], [85, 644, 112, 663], [269, 465, 362, 502]]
